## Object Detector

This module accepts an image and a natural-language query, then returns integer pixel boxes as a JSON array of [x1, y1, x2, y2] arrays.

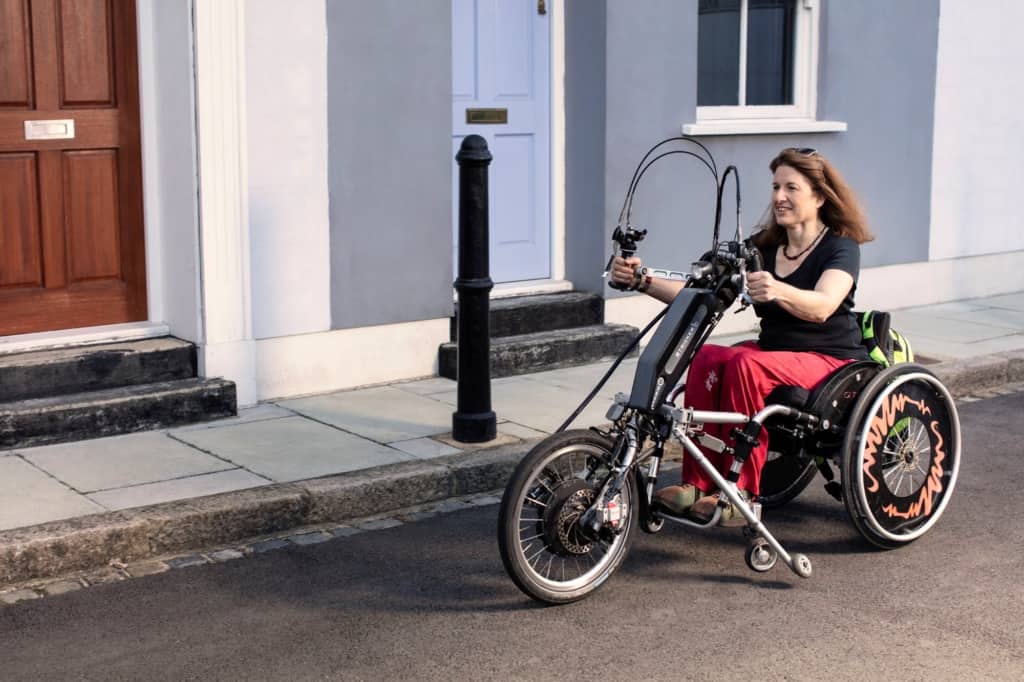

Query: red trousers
[[680, 342, 852, 494]]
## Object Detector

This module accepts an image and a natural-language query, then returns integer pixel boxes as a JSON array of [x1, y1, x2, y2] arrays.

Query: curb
[[0, 439, 536, 586], [3, 349, 1024, 587]]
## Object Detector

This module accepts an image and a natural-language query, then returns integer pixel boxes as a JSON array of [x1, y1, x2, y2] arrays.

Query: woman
[[610, 147, 874, 524]]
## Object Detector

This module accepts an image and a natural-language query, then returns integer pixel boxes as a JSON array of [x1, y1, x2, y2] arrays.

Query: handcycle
[[496, 138, 962, 604]]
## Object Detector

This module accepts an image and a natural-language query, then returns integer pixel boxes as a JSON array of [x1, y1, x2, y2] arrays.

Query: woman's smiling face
[[771, 164, 824, 228]]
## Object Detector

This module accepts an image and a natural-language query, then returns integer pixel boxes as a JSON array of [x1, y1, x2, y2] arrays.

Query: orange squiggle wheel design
[[841, 365, 961, 549]]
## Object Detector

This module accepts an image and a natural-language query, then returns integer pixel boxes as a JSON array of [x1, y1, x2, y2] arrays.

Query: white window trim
[[684, 0, 846, 136]]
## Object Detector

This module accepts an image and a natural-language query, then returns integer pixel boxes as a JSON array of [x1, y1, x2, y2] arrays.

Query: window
[[684, 0, 845, 135]]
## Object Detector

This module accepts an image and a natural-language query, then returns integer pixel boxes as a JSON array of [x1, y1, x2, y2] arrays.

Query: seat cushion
[[765, 385, 810, 409]]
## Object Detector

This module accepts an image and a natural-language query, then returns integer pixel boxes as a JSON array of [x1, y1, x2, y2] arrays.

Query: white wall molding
[[550, 0, 566, 282], [193, 0, 256, 404], [256, 318, 450, 401], [859, 250, 1024, 310]]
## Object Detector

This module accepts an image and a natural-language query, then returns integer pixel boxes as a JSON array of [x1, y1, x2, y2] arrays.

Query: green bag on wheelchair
[[856, 310, 913, 367]]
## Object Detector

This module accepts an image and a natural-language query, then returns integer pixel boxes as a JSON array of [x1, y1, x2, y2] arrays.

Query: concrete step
[[0, 378, 237, 450], [450, 291, 604, 340], [0, 338, 196, 402], [438, 323, 639, 379]]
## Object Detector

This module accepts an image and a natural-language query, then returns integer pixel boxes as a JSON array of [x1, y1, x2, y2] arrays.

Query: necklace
[[782, 225, 827, 261]]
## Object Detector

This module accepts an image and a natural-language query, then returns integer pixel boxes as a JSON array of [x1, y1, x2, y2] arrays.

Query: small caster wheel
[[791, 553, 812, 578], [641, 514, 665, 534], [744, 539, 777, 573]]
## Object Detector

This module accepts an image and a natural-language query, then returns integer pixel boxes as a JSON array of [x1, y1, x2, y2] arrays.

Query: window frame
[[685, 0, 845, 135]]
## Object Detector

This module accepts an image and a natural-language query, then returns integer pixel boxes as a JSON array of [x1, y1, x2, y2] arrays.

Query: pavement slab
[[171, 416, 413, 482], [431, 378, 614, 434], [889, 310, 1018, 344], [387, 437, 462, 460], [171, 404, 293, 432], [984, 292, 1024, 311], [0, 457, 104, 531], [20, 431, 235, 493], [86, 468, 272, 511], [279, 386, 456, 443]]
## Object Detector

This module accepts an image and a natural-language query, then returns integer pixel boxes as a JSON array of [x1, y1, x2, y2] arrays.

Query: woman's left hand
[[746, 271, 783, 303]]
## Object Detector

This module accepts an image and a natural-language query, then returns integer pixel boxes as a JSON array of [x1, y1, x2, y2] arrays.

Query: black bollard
[[452, 135, 497, 443]]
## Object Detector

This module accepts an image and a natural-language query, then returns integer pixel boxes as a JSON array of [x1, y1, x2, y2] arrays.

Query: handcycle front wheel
[[497, 429, 638, 604]]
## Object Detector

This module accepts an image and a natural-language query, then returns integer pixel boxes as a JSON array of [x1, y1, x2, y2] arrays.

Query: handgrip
[[607, 248, 636, 291], [746, 245, 763, 273]]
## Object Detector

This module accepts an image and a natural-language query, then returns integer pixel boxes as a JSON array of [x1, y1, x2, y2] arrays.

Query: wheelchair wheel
[[840, 364, 961, 549], [758, 450, 816, 508], [759, 361, 879, 508]]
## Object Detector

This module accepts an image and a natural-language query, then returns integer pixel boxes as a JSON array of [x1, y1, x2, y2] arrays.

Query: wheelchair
[[755, 358, 961, 549]]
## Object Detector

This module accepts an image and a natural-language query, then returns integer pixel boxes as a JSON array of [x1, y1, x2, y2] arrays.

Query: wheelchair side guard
[[758, 360, 881, 508], [840, 363, 962, 549]]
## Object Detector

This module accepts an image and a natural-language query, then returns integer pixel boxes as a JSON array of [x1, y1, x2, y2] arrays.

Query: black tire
[[497, 429, 637, 604], [840, 364, 961, 549], [758, 450, 817, 509], [759, 361, 879, 508]]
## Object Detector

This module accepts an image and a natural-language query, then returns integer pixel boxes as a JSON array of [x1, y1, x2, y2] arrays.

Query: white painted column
[[192, 0, 257, 405]]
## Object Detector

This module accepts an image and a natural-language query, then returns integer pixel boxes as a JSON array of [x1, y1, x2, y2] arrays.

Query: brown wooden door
[[0, 0, 146, 336]]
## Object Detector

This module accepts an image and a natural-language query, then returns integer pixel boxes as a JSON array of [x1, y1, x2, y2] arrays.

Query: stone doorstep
[[0, 352, 1019, 590]]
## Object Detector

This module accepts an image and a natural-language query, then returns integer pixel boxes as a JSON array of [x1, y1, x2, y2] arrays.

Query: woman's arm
[[746, 269, 854, 323], [610, 256, 686, 304]]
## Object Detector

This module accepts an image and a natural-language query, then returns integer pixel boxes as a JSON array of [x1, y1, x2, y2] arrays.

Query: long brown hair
[[753, 148, 874, 248]]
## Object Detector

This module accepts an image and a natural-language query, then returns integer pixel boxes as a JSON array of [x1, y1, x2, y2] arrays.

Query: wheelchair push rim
[[844, 368, 962, 547]]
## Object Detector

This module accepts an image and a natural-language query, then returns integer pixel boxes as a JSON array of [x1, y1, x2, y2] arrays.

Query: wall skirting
[[255, 318, 450, 402]]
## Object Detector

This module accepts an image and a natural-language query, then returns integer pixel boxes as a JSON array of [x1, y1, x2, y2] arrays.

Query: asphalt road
[[2, 393, 1023, 681]]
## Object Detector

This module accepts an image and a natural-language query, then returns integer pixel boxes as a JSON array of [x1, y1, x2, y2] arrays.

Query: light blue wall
[[326, 0, 453, 329], [584, 0, 939, 301], [564, 0, 607, 292], [602, 0, 706, 298], [818, 0, 939, 266]]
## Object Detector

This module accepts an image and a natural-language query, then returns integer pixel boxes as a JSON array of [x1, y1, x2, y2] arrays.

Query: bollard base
[[452, 411, 497, 443]]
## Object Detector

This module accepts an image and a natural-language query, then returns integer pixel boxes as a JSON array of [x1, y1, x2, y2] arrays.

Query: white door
[[452, 0, 551, 284]]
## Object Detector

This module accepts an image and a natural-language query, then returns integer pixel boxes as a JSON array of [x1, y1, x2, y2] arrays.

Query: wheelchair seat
[[764, 385, 810, 410]]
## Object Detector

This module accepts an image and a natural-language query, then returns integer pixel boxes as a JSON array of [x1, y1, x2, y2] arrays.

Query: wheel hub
[[542, 481, 596, 556]]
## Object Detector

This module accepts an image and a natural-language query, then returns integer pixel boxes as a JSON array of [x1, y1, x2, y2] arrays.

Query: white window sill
[[681, 119, 847, 136]]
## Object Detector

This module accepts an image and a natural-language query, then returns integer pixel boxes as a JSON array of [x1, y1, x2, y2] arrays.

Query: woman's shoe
[[652, 484, 705, 516], [689, 490, 753, 527]]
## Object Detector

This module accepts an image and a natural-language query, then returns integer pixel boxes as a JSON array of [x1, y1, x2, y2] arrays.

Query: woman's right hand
[[610, 255, 642, 289]]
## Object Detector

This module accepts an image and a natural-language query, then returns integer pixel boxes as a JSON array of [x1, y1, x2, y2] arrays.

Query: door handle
[[538, 0, 546, 15]]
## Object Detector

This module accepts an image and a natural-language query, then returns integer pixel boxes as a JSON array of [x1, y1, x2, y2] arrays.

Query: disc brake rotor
[[541, 480, 596, 556]]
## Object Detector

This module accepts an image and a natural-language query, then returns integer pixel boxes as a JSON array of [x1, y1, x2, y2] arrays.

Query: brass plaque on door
[[466, 108, 508, 124]]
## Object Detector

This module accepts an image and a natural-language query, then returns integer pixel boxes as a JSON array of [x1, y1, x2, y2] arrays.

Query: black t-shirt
[[753, 230, 869, 360]]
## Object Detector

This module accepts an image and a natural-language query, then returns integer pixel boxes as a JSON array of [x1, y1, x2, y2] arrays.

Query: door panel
[[0, 0, 145, 336], [452, 0, 550, 284], [0, 0, 32, 107], [0, 153, 42, 287], [59, 0, 117, 107], [64, 150, 122, 282]]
